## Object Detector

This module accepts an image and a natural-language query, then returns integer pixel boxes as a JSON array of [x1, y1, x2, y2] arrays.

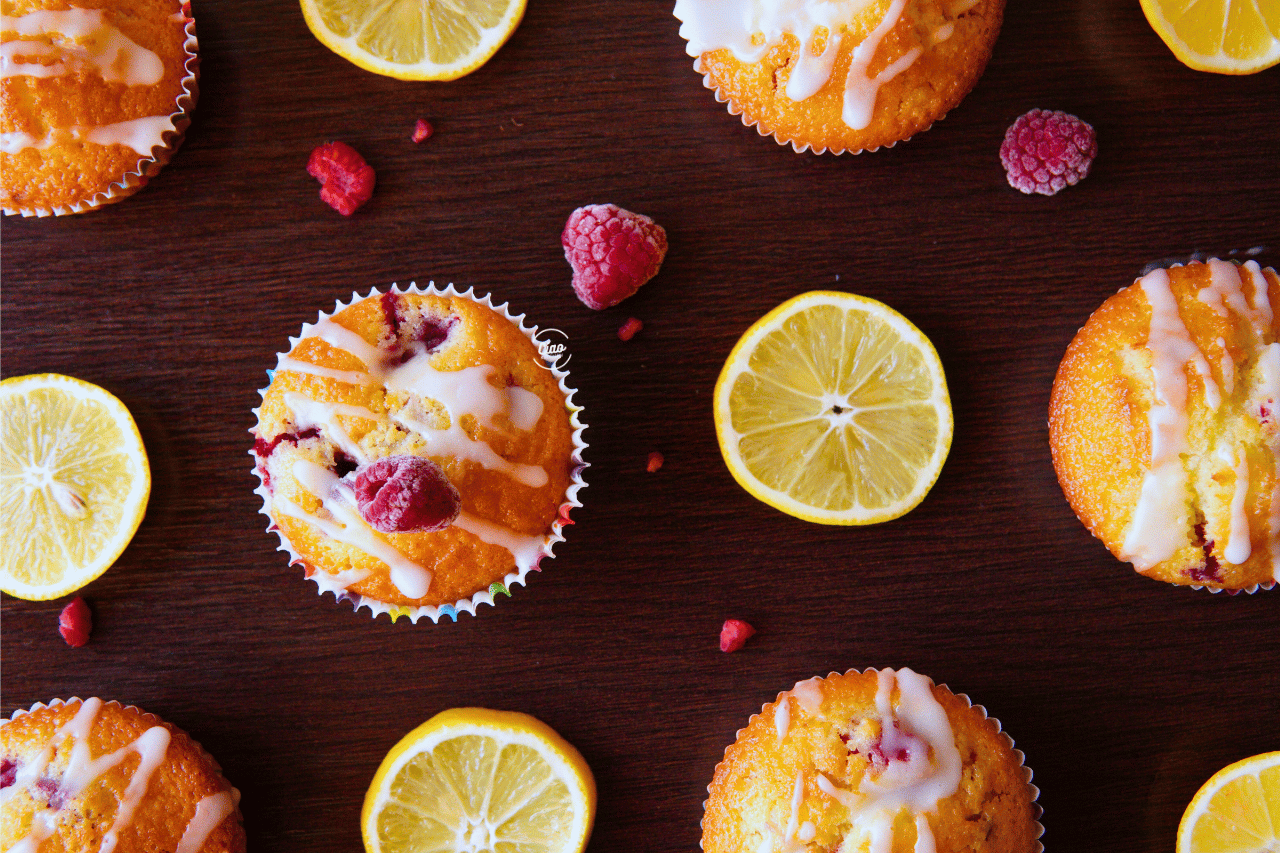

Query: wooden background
[[3, 1, 1279, 850]]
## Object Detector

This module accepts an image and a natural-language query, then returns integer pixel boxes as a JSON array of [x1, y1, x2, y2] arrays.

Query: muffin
[[0, 698, 244, 853], [251, 282, 587, 623], [702, 667, 1041, 853], [1, 0, 200, 216], [673, 0, 1004, 154], [1050, 259, 1279, 592]]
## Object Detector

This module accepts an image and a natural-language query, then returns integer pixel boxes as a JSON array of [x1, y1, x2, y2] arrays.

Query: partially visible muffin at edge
[[1, 0, 199, 215], [1050, 259, 1279, 591], [1, 698, 244, 853], [702, 668, 1041, 853], [674, 0, 1004, 154]]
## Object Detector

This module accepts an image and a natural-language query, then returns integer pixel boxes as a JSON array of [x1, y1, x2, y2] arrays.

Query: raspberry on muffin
[[1050, 259, 1279, 591], [251, 284, 586, 621]]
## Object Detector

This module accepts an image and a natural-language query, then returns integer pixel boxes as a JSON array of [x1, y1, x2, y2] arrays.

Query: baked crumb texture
[[1050, 260, 1279, 592], [702, 668, 1042, 853], [1, 0, 199, 215], [252, 284, 585, 621], [1, 698, 245, 853]]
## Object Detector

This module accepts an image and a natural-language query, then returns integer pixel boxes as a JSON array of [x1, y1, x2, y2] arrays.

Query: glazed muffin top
[[1050, 260, 1279, 591], [674, 0, 1004, 153], [702, 668, 1040, 853], [1, 698, 244, 853], [0, 0, 197, 214], [253, 287, 579, 612]]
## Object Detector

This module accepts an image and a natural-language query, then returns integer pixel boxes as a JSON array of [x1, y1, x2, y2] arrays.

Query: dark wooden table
[[3, 1, 1279, 850]]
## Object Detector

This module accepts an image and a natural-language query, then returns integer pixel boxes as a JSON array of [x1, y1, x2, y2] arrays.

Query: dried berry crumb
[[58, 597, 91, 647], [307, 141, 376, 216], [1000, 109, 1096, 196], [720, 618, 755, 652], [412, 119, 433, 143], [618, 317, 644, 341], [646, 451, 664, 472]]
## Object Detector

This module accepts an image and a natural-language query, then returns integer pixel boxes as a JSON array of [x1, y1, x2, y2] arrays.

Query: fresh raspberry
[[412, 119, 433, 143], [1000, 109, 1096, 196], [618, 317, 644, 341], [307, 141, 375, 216], [58, 597, 91, 647], [354, 455, 460, 534], [646, 451, 664, 473], [719, 618, 755, 652], [562, 204, 667, 310]]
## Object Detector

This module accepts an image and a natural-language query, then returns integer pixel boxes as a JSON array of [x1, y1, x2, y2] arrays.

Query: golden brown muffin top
[[1049, 260, 1279, 591], [253, 288, 579, 613], [702, 668, 1040, 853], [1, 698, 245, 853], [675, 0, 1004, 153]]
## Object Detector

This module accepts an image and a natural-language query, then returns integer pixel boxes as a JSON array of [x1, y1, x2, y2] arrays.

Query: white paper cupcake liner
[[3, 2, 200, 217], [250, 281, 588, 625], [700, 668, 1043, 852]]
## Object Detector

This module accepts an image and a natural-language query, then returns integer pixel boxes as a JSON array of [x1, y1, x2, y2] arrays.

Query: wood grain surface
[[2, 1, 1279, 851]]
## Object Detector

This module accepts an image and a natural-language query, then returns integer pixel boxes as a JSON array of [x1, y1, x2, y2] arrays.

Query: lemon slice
[[1177, 752, 1280, 853], [0, 374, 150, 600], [362, 707, 596, 853], [713, 291, 952, 525], [300, 0, 527, 81], [1140, 0, 1280, 74]]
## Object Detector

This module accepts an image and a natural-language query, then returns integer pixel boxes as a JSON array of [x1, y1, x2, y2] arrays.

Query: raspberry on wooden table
[[307, 141, 376, 215], [1000, 109, 1096, 196], [58, 597, 91, 647], [562, 204, 667, 310]]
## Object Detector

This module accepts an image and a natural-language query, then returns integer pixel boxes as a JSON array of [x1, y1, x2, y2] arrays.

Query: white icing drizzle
[[280, 459, 432, 599], [1225, 448, 1252, 565], [1198, 259, 1274, 342], [4, 698, 174, 853], [1, 8, 163, 84], [790, 676, 824, 715], [175, 790, 238, 853], [817, 669, 961, 853], [283, 392, 374, 466], [931, 21, 954, 42], [775, 695, 791, 741], [452, 511, 546, 572], [303, 317, 387, 368], [673, 0, 921, 129], [0, 115, 172, 156], [758, 771, 809, 853], [1122, 269, 1215, 570], [275, 355, 371, 386]]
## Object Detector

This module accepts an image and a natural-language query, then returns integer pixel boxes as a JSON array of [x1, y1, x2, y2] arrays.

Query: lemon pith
[[1139, 0, 1280, 74], [362, 708, 596, 853], [1177, 752, 1280, 853], [0, 374, 150, 600], [713, 291, 952, 525], [300, 0, 527, 81]]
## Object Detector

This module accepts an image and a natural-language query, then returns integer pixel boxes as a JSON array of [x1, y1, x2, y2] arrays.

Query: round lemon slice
[[362, 707, 596, 853], [714, 291, 952, 525], [301, 0, 527, 81], [0, 374, 150, 600], [1177, 751, 1280, 853], [1140, 0, 1280, 74]]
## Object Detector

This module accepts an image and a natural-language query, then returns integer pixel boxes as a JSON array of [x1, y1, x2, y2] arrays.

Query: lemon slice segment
[[714, 291, 952, 525], [301, 0, 526, 81], [1177, 752, 1280, 853], [362, 708, 596, 853], [0, 374, 150, 600], [1140, 0, 1280, 74]]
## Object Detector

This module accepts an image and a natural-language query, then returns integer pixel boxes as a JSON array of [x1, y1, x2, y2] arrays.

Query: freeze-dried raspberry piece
[[719, 618, 755, 652], [58, 597, 91, 647], [562, 204, 667, 310], [1000, 109, 1096, 196], [618, 317, 644, 341], [354, 455, 460, 533], [307, 141, 376, 216], [412, 119, 433, 143], [646, 451, 664, 472]]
